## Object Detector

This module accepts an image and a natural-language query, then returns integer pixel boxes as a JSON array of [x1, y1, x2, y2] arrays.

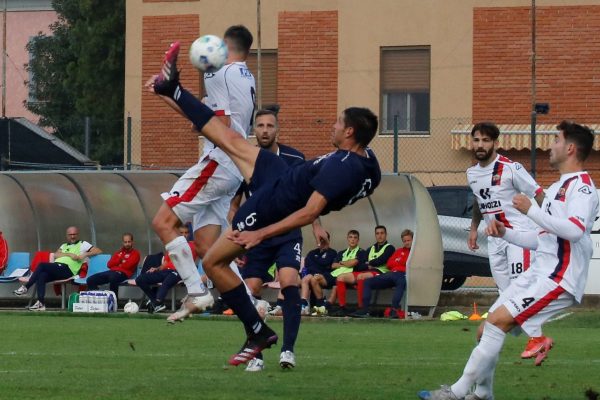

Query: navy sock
[[220, 283, 263, 336], [276, 298, 284, 307], [281, 286, 301, 353], [173, 88, 215, 132], [314, 297, 325, 307], [301, 298, 309, 307]]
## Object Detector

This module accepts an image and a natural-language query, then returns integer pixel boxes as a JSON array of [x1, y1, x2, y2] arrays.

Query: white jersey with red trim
[[468, 154, 542, 232], [532, 171, 598, 302], [203, 61, 256, 180]]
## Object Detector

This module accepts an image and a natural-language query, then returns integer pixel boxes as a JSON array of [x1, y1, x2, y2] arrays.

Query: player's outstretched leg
[[150, 42, 259, 182]]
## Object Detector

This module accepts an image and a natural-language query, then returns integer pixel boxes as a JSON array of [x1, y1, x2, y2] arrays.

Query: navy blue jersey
[[232, 148, 381, 236], [278, 143, 305, 167], [304, 247, 338, 275]]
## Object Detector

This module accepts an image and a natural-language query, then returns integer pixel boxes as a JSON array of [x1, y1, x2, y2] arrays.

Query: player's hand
[[148, 267, 158, 273], [513, 194, 532, 214], [144, 75, 159, 93], [312, 223, 329, 248], [467, 228, 479, 250], [485, 220, 506, 238], [228, 230, 264, 250]]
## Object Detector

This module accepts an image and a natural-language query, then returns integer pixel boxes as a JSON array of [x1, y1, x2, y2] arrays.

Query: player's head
[[471, 122, 499, 162], [320, 231, 331, 249], [66, 226, 79, 244], [551, 120, 594, 168], [224, 25, 253, 57], [347, 229, 360, 247], [401, 229, 414, 249], [333, 107, 378, 148], [122, 233, 134, 250], [254, 109, 279, 150], [374, 225, 387, 244]]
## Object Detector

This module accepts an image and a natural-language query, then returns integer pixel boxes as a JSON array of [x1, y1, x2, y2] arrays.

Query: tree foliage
[[25, 0, 125, 165]]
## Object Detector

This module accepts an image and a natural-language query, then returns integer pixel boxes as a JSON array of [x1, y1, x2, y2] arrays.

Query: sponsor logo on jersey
[[480, 200, 502, 210], [204, 72, 216, 79], [509, 298, 521, 313], [578, 185, 592, 195]]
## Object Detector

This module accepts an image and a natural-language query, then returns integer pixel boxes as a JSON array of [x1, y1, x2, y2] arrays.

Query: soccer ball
[[123, 300, 139, 314], [189, 35, 228, 73]]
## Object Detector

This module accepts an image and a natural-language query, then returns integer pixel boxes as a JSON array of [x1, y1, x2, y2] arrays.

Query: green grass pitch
[[1, 310, 598, 399]]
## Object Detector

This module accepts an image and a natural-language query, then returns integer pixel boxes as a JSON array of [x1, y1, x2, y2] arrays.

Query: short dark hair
[[471, 122, 500, 141], [224, 25, 253, 55], [401, 229, 414, 239], [255, 109, 278, 124], [347, 229, 360, 238], [375, 225, 387, 233], [123, 232, 134, 240], [343, 107, 378, 147], [557, 120, 594, 162]]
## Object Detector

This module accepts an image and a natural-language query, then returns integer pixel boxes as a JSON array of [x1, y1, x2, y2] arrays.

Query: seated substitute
[[300, 231, 337, 315], [334, 225, 394, 314], [351, 229, 412, 318], [14, 226, 102, 311], [136, 225, 196, 313], [312, 229, 366, 316], [87, 232, 140, 297]]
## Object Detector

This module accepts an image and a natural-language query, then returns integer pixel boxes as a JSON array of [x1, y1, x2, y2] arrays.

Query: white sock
[[473, 353, 498, 400], [451, 322, 506, 398], [166, 236, 206, 294], [228, 261, 253, 297]]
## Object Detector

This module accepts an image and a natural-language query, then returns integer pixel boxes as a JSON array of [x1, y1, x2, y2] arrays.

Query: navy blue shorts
[[241, 235, 303, 283], [232, 149, 289, 235]]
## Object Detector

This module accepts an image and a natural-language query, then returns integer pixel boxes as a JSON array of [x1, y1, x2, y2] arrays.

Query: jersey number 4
[[521, 297, 535, 309]]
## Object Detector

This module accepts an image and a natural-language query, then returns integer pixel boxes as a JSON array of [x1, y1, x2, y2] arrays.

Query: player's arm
[[228, 192, 243, 224], [513, 193, 589, 242], [468, 198, 482, 250], [228, 191, 327, 250], [486, 220, 538, 249], [533, 190, 545, 207], [312, 218, 329, 247]]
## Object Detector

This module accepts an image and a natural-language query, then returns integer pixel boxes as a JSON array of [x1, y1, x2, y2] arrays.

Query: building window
[[246, 50, 277, 108], [380, 46, 430, 135]]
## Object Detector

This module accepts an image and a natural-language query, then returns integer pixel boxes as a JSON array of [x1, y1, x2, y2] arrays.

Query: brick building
[[125, 0, 600, 186]]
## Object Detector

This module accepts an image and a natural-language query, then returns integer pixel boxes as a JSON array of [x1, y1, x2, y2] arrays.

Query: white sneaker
[[167, 292, 214, 324], [14, 285, 28, 296], [254, 299, 270, 321], [418, 385, 460, 400], [300, 305, 310, 315], [28, 300, 46, 311], [268, 305, 282, 316], [279, 350, 296, 369], [245, 357, 265, 372]]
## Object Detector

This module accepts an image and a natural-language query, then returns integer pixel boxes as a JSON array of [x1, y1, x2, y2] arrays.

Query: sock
[[451, 322, 506, 398], [301, 298, 309, 307], [172, 88, 216, 132], [166, 236, 206, 294], [276, 298, 284, 308], [473, 353, 498, 399], [356, 279, 365, 308], [220, 283, 263, 336], [229, 261, 253, 297], [314, 297, 324, 307], [281, 286, 301, 352], [336, 281, 347, 307]]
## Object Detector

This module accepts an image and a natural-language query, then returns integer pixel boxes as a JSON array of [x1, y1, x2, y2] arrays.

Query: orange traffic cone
[[469, 302, 482, 321]]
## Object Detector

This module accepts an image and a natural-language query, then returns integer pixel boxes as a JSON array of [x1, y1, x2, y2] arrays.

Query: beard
[[473, 147, 494, 162]]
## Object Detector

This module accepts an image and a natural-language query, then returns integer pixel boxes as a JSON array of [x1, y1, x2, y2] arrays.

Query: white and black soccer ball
[[123, 300, 139, 314], [189, 35, 228, 73]]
